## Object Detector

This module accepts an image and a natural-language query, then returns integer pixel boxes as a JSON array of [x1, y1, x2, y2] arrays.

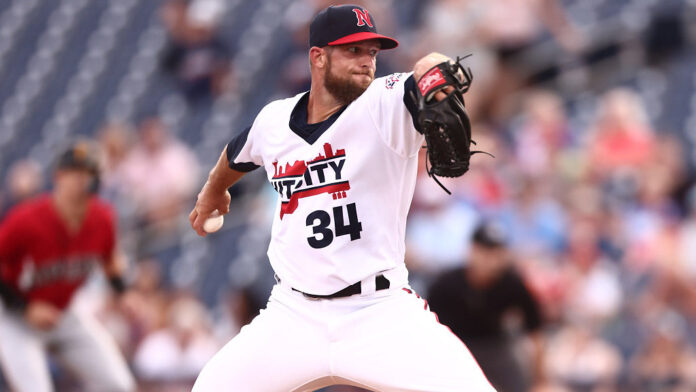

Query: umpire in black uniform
[[427, 221, 544, 392]]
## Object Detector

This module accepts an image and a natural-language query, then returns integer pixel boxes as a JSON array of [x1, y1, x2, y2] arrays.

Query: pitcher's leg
[[0, 312, 53, 392], [193, 291, 330, 392], [336, 290, 496, 392]]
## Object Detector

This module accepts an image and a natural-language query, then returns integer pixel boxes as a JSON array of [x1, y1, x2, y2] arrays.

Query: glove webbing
[[416, 56, 492, 194], [423, 139, 492, 195]]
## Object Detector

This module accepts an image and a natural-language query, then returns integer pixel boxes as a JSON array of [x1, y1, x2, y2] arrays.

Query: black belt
[[283, 274, 390, 299]]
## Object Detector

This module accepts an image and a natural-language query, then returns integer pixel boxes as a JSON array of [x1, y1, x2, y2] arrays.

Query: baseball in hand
[[203, 210, 224, 233]]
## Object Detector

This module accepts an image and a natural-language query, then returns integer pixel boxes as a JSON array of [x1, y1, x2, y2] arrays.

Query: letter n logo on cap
[[352, 8, 373, 27]]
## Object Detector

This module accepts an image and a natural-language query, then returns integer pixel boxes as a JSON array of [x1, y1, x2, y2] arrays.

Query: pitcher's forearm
[[207, 147, 246, 191], [189, 147, 241, 235]]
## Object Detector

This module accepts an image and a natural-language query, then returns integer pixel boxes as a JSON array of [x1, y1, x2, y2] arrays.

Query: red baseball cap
[[309, 4, 398, 50]]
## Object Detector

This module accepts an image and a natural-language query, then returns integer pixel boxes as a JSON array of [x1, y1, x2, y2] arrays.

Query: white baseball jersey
[[227, 73, 424, 295]]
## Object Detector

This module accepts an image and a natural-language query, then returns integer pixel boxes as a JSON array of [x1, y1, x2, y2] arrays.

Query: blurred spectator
[[501, 176, 568, 258], [544, 322, 622, 391], [98, 121, 135, 197], [118, 116, 199, 236], [96, 121, 143, 260], [587, 88, 657, 178], [511, 90, 575, 179], [417, 0, 584, 55], [478, 0, 585, 122], [107, 259, 170, 353], [628, 310, 696, 390], [0, 159, 43, 218], [621, 134, 688, 274], [427, 221, 544, 392], [676, 186, 696, 283], [97, 121, 138, 225], [455, 125, 510, 210], [559, 217, 623, 324], [471, 0, 585, 54], [414, 0, 584, 122], [133, 294, 220, 385], [160, 0, 231, 104]]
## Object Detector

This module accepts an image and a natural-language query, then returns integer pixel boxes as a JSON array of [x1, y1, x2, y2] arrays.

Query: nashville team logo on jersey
[[272, 143, 350, 219]]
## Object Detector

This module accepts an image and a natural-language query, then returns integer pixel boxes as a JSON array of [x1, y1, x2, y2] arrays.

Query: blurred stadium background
[[1, 0, 696, 390]]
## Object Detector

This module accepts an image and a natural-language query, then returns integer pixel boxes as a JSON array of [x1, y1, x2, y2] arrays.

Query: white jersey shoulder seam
[[365, 73, 412, 159]]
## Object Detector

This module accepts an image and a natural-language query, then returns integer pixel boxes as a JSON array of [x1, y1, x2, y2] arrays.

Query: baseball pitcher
[[189, 4, 494, 391]]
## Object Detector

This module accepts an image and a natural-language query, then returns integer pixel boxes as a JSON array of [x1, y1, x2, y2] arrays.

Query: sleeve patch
[[384, 73, 403, 89]]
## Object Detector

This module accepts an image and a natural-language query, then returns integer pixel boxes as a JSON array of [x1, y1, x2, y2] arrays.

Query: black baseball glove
[[412, 56, 490, 194]]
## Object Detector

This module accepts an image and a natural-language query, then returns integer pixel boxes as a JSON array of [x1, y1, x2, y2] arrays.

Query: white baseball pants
[[193, 281, 495, 392], [0, 307, 135, 392]]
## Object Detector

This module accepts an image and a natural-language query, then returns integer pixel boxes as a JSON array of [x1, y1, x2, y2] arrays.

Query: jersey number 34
[[306, 203, 363, 249]]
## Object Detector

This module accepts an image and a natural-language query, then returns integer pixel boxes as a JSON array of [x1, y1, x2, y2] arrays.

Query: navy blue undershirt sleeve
[[226, 126, 260, 172], [402, 75, 423, 134]]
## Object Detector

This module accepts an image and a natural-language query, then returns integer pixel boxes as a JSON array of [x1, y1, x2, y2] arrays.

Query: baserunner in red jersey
[[0, 141, 134, 392]]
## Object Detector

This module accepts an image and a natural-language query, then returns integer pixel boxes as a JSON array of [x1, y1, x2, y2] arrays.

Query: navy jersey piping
[[226, 126, 260, 172], [289, 92, 348, 145]]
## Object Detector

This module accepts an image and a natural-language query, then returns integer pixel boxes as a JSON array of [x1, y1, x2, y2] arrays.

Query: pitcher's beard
[[324, 59, 373, 105]]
